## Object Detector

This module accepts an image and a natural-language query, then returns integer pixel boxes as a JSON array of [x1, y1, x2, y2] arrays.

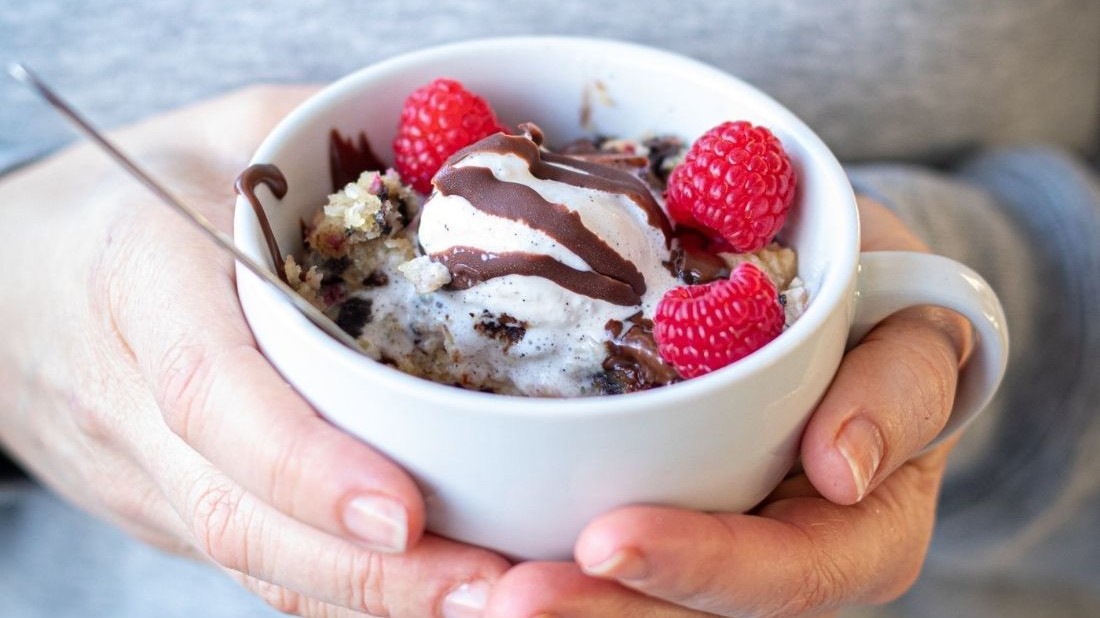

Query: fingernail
[[580, 548, 648, 582], [836, 416, 886, 501], [442, 580, 490, 618], [342, 494, 408, 552]]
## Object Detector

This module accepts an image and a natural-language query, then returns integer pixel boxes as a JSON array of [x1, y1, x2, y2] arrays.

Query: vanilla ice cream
[[269, 127, 804, 397], [410, 131, 680, 395]]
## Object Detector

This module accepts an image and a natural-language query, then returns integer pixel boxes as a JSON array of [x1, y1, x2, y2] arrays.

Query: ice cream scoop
[[412, 129, 681, 396]]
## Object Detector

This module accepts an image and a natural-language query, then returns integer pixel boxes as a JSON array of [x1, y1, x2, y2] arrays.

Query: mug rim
[[234, 35, 860, 419]]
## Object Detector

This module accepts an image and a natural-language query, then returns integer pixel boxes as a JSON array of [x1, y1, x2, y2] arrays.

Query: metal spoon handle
[[8, 63, 362, 352]]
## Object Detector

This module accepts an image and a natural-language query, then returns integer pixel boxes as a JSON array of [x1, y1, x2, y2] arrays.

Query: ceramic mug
[[234, 36, 1009, 560]]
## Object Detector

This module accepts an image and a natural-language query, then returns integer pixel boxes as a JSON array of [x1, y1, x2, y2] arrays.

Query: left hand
[[0, 86, 510, 618], [481, 196, 974, 617]]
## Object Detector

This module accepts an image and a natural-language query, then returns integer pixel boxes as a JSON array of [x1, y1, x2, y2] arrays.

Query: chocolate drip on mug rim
[[235, 163, 289, 283]]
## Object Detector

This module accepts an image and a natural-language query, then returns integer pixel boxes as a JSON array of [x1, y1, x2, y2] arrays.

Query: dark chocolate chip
[[473, 311, 527, 350], [335, 297, 373, 338], [320, 256, 352, 284], [361, 270, 390, 288]]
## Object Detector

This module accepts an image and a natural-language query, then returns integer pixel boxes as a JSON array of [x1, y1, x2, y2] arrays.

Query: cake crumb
[[284, 255, 323, 304], [721, 243, 798, 290], [781, 277, 809, 326], [398, 256, 452, 294]]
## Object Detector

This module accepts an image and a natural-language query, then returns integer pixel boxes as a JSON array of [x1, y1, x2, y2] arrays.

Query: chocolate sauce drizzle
[[600, 313, 681, 392], [666, 246, 731, 284], [664, 229, 734, 284], [235, 163, 289, 283], [234, 130, 386, 287], [430, 133, 673, 306], [540, 149, 673, 242], [438, 246, 640, 306]]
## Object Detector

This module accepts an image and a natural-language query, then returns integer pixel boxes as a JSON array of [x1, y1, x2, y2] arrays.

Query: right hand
[[480, 198, 974, 617], [0, 85, 509, 617]]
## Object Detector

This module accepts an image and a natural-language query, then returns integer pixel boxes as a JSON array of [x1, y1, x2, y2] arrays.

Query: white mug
[[234, 36, 1009, 560]]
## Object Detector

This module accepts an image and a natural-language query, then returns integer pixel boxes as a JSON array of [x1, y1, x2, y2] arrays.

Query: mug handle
[[848, 251, 1009, 448]]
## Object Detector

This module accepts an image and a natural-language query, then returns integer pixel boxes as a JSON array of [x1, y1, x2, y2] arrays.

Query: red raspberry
[[392, 78, 507, 194], [654, 262, 784, 378], [665, 121, 796, 253]]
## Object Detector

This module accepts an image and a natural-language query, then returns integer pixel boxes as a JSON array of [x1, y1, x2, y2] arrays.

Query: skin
[[483, 199, 971, 617], [0, 86, 970, 618]]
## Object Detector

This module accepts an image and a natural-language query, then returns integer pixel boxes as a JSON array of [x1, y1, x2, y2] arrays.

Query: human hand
[[481, 196, 974, 617], [0, 86, 509, 617]]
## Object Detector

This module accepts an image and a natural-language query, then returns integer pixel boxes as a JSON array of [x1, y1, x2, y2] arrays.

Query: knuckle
[[101, 476, 166, 529], [879, 313, 963, 432], [67, 387, 114, 444], [349, 551, 392, 617], [243, 577, 304, 616], [187, 475, 251, 571], [264, 422, 312, 517], [86, 200, 226, 447], [765, 524, 853, 617], [155, 337, 219, 442], [88, 196, 137, 303], [74, 210, 147, 445], [266, 592, 303, 616], [241, 574, 379, 618], [294, 600, 346, 618], [784, 552, 850, 616], [94, 476, 188, 556], [861, 329, 956, 450], [90, 201, 153, 350], [899, 339, 955, 433]]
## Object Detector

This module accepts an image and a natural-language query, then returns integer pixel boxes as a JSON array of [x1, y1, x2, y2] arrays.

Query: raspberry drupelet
[[665, 120, 797, 253]]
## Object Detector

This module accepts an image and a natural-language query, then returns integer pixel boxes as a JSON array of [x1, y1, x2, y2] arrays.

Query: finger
[[854, 195, 928, 253], [68, 460, 200, 559], [485, 562, 711, 618], [92, 470, 200, 558], [100, 199, 429, 553], [575, 452, 949, 617], [6, 382, 200, 559], [759, 470, 820, 504], [144, 429, 509, 617], [95, 85, 429, 551], [790, 195, 972, 505], [229, 571, 382, 617], [800, 306, 967, 504], [110, 84, 322, 193]]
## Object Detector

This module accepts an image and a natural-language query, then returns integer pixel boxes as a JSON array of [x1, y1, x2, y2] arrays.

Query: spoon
[[8, 62, 364, 352]]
